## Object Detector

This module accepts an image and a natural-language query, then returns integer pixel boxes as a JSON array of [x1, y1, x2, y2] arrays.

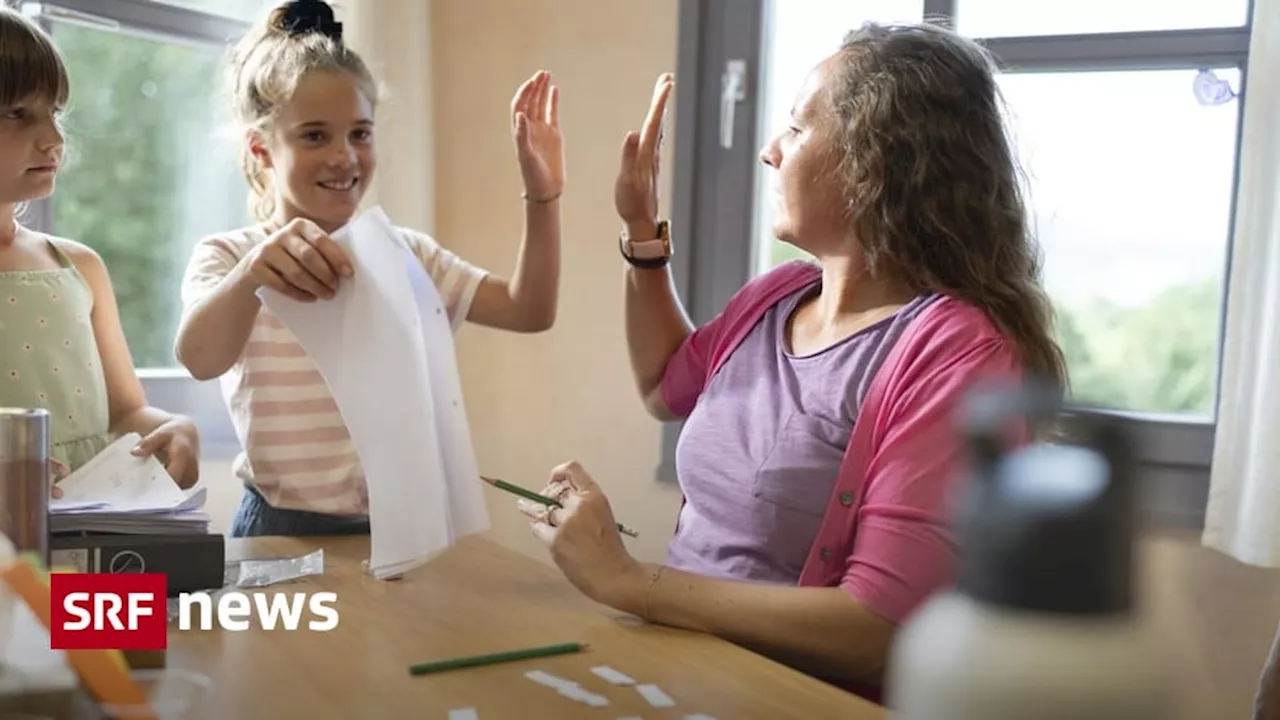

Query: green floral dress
[[0, 242, 112, 470]]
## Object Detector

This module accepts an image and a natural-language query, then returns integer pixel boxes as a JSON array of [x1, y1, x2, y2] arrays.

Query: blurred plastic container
[[92, 670, 212, 720]]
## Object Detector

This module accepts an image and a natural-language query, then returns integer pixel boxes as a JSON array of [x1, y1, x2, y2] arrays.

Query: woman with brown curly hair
[[511, 22, 1066, 700]]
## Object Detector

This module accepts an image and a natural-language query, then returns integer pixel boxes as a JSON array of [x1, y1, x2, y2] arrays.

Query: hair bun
[[277, 0, 342, 41]]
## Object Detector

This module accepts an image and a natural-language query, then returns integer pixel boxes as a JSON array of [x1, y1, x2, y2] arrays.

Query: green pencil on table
[[409, 642, 587, 676], [480, 476, 640, 538]]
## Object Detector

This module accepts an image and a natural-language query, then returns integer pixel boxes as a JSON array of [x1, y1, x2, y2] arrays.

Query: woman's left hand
[[510, 70, 565, 203], [132, 416, 200, 489], [519, 461, 645, 607]]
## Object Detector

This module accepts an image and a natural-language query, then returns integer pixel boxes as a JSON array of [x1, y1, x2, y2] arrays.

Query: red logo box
[[49, 573, 168, 650]]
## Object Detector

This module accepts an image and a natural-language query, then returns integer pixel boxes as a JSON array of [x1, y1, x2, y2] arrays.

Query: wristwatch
[[620, 220, 672, 269]]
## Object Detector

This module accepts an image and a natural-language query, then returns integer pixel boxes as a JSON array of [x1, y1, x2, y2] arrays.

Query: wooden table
[[165, 535, 885, 719]]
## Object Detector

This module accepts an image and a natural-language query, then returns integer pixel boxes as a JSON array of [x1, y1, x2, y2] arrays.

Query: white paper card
[[636, 684, 675, 708], [525, 670, 572, 690], [260, 206, 490, 579], [447, 709, 479, 720], [557, 685, 587, 700], [555, 684, 609, 707], [591, 665, 636, 686]]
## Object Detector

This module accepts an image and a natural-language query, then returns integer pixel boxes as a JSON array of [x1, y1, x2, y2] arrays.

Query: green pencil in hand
[[480, 476, 640, 538]]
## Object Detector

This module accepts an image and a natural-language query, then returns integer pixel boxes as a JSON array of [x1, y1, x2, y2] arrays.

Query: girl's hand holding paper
[[48, 457, 68, 499], [130, 415, 202, 489], [244, 217, 354, 302]]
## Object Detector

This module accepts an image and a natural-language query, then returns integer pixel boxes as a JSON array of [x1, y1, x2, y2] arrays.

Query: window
[[18, 0, 274, 457], [669, 0, 1251, 524], [753, 0, 923, 273], [998, 68, 1241, 417], [955, 0, 1250, 38], [50, 19, 248, 370], [151, 0, 270, 22]]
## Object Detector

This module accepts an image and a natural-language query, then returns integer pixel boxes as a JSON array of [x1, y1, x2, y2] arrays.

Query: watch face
[[620, 222, 671, 267], [630, 239, 668, 260]]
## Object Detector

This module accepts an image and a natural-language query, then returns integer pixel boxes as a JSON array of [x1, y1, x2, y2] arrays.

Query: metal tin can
[[0, 408, 49, 565]]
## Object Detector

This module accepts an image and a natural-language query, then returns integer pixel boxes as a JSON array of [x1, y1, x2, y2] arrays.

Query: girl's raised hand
[[511, 70, 565, 203]]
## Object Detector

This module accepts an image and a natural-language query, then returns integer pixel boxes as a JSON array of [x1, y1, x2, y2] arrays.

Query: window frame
[[16, 0, 254, 459], [664, 0, 1253, 527]]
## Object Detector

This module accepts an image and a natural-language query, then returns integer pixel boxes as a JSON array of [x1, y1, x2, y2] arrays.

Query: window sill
[[1069, 407, 1215, 469], [136, 367, 196, 381]]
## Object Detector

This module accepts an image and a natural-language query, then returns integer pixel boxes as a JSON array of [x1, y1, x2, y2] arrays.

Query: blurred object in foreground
[[888, 380, 1172, 719]]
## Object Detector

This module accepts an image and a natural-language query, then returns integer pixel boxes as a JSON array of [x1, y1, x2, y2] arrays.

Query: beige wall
[[431, 0, 685, 563]]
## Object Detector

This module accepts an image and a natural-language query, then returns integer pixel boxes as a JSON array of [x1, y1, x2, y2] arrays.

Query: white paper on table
[[49, 433, 187, 512], [259, 206, 490, 579], [591, 665, 637, 686], [636, 684, 676, 708]]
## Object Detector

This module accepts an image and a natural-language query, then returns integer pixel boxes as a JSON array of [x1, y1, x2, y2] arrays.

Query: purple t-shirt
[[667, 282, 939, 584]]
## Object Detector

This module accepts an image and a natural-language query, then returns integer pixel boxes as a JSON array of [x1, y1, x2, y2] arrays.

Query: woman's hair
[[0, 7, 69, 111], [225, 0, 378, 221], [826, 21, 1069, 396]]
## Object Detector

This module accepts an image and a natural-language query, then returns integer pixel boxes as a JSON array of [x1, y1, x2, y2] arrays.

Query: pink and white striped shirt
[[179, 225, 487, 516]]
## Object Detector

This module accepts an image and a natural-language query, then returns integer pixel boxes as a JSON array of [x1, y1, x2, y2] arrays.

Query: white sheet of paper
[[50, 433, 187, 512], [260, 206, 490, 579]]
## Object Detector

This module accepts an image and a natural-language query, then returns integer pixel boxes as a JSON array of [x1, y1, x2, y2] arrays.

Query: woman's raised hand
[[615, 74, 674, 240]]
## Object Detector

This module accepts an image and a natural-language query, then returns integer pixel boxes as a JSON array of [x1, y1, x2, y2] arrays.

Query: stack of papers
[[48, 433, 211, 534], [260, 206, 490, 579]]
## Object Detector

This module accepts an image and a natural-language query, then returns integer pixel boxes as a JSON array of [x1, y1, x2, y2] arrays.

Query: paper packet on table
[[232, 549, 325, 589], [167, 550, 327, 622]]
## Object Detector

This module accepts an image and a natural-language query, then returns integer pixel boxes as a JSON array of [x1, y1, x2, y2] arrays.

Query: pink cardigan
[[660, 260, 1023, 625]]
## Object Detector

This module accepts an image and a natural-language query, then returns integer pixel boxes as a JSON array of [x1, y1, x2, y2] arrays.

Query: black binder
[[49, 532, 226, 596]]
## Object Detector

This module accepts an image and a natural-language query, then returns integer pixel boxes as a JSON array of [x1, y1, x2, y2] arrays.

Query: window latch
[[720, 59, 748, 149]]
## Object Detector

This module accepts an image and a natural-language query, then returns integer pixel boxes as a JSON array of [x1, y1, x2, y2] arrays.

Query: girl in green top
[[0, 8, 200, 491]]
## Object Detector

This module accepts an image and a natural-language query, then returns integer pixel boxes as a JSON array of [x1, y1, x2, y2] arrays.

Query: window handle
[[720, 59, 748, 149]]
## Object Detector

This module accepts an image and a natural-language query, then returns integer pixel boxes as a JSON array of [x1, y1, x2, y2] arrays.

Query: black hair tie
[[280, 0, 343, 41]]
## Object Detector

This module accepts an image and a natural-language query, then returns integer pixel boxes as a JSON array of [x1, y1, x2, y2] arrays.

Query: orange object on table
[[0, 554, 155, 720]]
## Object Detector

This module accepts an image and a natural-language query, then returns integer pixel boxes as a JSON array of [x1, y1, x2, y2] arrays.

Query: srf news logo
[[49, 574, 339, 650]]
